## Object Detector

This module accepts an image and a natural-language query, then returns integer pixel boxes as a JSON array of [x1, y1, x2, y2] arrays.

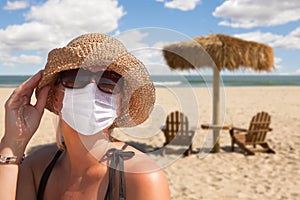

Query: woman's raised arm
[[0, 71, 49, 199]]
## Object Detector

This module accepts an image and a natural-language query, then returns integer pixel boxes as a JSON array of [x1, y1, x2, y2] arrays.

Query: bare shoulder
[[20, 143, 60, 182], [122, 144, 171, 200], [24, 143, 59, 167]]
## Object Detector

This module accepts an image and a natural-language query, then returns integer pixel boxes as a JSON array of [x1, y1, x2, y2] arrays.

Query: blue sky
[[0, 0, 300, 75]]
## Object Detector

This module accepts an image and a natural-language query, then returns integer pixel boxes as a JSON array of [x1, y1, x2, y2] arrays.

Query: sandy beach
[[1, 86, 299, 199]]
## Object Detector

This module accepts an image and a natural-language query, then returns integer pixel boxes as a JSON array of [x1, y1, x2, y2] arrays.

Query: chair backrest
[[246, 111, 271, 144], [164, 111, 193, 145]]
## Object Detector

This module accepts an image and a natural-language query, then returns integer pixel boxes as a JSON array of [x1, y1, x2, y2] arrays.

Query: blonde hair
[[55, 119, 66, 150]]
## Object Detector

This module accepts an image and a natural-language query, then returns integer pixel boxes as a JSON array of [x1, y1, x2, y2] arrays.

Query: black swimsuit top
[[37, 144, 135, 200]]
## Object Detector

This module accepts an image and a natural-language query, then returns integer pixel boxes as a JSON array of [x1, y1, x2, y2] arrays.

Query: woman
[[0, 33, 171, 199]]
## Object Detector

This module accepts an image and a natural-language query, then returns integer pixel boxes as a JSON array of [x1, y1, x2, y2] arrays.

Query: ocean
[[152, 75, 300, 87], [0, 75, 299, 88]]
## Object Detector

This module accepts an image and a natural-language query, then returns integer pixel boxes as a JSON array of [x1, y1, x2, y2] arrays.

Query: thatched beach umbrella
[[163, 34, 274, 152]]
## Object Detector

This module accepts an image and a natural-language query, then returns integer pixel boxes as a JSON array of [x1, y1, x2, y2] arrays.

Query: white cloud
[[213, 0, 300, 28], [234, 31, 282, 44], [0, 22, 60, 52], [273, 36, 300, 49], [0, 0, 125, 68], [115, 30, 149, 50], [280, 68, 300, 75], [114, 30, 175, 75], [1, 54, 43, 67], [234, 28, 300, 49], [25, 0, 124, 35], [156, 0, 201, 11], [290, 27, 300, 37], [274, 57, 283, 70], [4, 1, 29, 10]]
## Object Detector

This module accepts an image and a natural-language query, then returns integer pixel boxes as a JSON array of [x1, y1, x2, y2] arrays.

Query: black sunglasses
[[57, 69, 123, 94]]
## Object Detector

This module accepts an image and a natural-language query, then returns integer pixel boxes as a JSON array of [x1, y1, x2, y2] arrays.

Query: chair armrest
[[201, 124, 209, 129], [201, 124, 231, 130], [229, 126, 247, 138], [230, 126, 248, 132], [230, 127, 272, 132]]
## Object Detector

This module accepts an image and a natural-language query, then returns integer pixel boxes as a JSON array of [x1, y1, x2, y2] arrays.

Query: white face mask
[[61, 83, 117, 135]]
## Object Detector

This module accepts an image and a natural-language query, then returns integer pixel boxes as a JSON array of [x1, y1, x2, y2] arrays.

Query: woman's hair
[[56, 120, 66, 150]]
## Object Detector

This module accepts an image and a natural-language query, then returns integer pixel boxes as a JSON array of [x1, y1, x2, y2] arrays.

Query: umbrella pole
[[212, 67, 220, 153]]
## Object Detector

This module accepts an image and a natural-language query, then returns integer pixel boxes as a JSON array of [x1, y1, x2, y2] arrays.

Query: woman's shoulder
[[25, 143, 60, 163], [110, 142, 158, 173], [21, 143, 60, 175], [111, 143, 170, 198], [121, 144, 171, 199]]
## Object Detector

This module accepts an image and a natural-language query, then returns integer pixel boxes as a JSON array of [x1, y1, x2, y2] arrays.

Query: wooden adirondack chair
[[229, 111, 275, 155], [161, 111, 195, 156]]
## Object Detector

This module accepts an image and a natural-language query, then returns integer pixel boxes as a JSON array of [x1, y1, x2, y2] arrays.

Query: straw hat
[[36, 33, 155, 127]]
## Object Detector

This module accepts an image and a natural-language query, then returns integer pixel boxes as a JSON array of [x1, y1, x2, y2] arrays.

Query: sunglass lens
[[97, 78, 121, 94], [61, 70, 90, 88], [60, 69, 123, 93]]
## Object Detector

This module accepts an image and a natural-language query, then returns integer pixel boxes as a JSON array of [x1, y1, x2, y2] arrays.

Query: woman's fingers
[[6, 71, 43, 109], [14, 70, 43, 98], [35, 85, 50, 115], [4, 70, 48, 140]]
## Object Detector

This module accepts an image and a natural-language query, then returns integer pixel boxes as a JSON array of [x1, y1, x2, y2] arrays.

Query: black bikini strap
[[37, 149, 63, 200], [105, 144, 135, 200], [121, 144, 128, 151]]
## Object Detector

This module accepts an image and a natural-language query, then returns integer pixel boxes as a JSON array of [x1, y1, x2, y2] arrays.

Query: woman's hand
[[2, 70, 50, 155]]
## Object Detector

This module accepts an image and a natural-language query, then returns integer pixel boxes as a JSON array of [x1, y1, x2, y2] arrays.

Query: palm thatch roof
[[163, 34, 274, 71]]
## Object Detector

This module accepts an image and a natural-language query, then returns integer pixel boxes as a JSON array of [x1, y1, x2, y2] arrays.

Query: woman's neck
[[60, 121, 112, 176]]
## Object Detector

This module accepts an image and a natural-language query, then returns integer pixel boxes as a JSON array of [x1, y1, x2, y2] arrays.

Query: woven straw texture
[[36, 33, 155, 127], [163, 34, 274, 72]]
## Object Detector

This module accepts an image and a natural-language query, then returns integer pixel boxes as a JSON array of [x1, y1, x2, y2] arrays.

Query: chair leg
[[162, 142, 168, 156], [242, 147, 255, 156], [183, 145, 192, 156], [260, 143, 275, 154], [183, 150, 189, 157], [231, 138, 235, 151], [230, 129, 235, 151], [188, 144, 192, 155], [235, 141, 255, 155]]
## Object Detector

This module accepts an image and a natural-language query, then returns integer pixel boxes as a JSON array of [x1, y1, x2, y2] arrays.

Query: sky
[[0, 0, 300, 75]]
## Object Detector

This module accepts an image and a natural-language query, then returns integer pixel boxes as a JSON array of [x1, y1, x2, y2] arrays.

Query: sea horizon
[[0, 74, 299, 88]]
